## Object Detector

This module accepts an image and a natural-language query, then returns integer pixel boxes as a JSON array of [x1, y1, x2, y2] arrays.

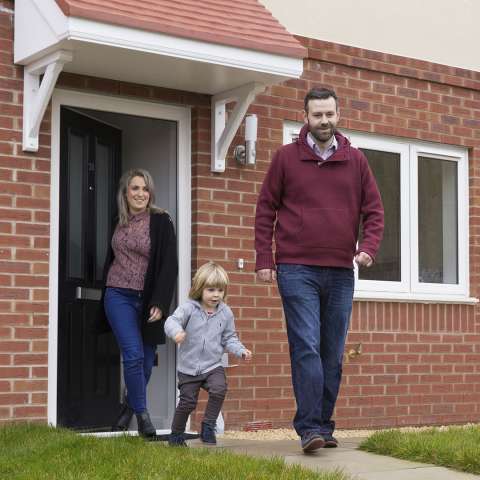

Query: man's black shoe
[[323, 433, 339, 448], [301, 432, 325, 453]]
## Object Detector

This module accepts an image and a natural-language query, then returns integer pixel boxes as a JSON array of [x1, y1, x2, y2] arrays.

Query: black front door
[[57, 107, 121, 430]]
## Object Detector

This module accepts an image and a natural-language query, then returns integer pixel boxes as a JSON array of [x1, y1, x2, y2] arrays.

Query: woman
[[98, 168, 177, 438]]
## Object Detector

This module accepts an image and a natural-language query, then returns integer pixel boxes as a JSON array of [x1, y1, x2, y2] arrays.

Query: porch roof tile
[[54, 0, 307, 58]]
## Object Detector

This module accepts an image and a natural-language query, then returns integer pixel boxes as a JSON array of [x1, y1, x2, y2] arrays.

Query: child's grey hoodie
[[164, 299, 247, 376]]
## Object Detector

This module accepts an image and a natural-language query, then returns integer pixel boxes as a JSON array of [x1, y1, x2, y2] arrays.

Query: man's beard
[[309, 122, 335, 143]]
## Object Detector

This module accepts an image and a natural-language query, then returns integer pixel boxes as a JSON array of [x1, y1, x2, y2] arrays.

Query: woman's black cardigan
[[97, 211, 178, 345]]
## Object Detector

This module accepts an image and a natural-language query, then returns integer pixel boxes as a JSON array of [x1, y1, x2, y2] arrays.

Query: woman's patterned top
[[106, 210, 151, 291]]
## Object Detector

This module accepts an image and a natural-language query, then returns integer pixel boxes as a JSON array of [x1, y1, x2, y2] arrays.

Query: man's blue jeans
[[104, 287, 156, 414], [276, 264, 354, 437]]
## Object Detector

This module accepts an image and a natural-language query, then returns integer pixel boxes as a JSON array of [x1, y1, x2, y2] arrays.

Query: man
[[255, 87, 384, 453]]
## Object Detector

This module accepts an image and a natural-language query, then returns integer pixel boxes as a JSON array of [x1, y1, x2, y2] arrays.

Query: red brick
[[0, 394, 28, 405], [0, 367, 29, 379], [0, 340, 29, 352], [0, 288, 28, 300], [14, 276, 48, 288], [14, 328, 47, 340], [0, 209, 31, 222], [13, 406, 47, 418], [13, 354, 47, 365], [16, 171, 49, 185]]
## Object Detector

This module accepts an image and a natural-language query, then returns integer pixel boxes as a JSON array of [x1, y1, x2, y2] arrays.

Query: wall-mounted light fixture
[[234, 114, 258, 166]]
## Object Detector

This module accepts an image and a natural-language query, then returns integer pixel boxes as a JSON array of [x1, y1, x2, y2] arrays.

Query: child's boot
[[168, 432, 187, 447], [200, 421, 217, 444]]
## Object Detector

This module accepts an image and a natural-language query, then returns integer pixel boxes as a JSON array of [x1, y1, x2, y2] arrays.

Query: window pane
[[418, 157, 458, 284], [359, 149, 401, 282], [95, 141, 112, 281], [68, 132, 85, 279]]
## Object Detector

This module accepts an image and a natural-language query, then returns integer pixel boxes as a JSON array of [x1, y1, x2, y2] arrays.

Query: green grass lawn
[[359, 425, 480, 475], [0, 423, 349, 480]]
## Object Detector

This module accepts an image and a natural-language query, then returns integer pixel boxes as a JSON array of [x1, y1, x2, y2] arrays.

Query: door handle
[[75, 287, 102, 301]]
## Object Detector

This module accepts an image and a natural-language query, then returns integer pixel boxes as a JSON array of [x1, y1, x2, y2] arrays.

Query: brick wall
[[192, 36, 480, 429], [214, 36, 480, 429], [0, 0, 50, 421], [0, 0, 211, 424], [1, 0, 479, 430]]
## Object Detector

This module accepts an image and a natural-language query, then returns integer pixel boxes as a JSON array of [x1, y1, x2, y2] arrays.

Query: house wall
[[1, 0, 480, 429], [232, 36, 480, 429], [259, 0, 480, 73], [0, 0, 51, 421]]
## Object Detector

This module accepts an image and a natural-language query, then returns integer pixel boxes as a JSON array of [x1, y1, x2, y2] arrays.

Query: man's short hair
[[304, 87, 338, 112]]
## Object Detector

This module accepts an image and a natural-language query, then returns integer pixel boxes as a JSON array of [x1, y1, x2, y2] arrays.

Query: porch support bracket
[[211, 82, 265, 172], [23, 50, 73, 152]]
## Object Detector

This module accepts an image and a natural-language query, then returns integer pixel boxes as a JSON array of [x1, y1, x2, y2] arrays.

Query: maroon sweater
[[255, 125, 384, 270]]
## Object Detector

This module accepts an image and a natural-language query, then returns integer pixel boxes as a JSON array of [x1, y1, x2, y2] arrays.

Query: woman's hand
[[174, 331, 186, 344], [148, 306, 162, 323]]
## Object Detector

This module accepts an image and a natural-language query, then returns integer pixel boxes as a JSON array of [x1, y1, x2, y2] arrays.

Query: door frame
[[49, 89, 191, 426]]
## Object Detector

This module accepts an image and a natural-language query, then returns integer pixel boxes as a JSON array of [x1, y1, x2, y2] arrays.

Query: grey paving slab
[[283, 449, 429, 475], [360, 466, 480, 480], [190, 437, 480, 480]]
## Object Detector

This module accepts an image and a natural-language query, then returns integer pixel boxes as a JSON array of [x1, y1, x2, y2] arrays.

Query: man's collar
[[307, 132, 337, 152]]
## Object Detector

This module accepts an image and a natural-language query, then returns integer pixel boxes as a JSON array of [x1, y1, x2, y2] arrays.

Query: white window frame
[[282, 122, 475, 304], [350, 133, 410, 294], [409, 143, 469, 296]]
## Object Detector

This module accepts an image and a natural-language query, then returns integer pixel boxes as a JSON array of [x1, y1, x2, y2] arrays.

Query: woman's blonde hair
[[117, 169, 163, 225], [189, 262, 229, 301]]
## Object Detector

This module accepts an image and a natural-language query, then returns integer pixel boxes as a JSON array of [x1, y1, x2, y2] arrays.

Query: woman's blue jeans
[[276, 264, 354, 437], [104, 287, 156, 414]]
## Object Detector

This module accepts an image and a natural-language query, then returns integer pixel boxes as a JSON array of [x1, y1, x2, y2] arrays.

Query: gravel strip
[[221, 428, 373, 440], [220, 423, 480, 441]]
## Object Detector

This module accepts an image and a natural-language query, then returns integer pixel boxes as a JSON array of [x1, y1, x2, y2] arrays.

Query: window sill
[[354, 291, 479, 304]]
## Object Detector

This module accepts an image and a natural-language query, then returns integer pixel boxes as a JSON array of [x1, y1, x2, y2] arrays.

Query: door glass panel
[[359, 149, 401, 282], [95, 141, 112, 281], [418, 157, 458, 284], [67, 132, 85, 279]]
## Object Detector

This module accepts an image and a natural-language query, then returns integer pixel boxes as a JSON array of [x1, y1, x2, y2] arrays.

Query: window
[[283, 122, 470, 302]]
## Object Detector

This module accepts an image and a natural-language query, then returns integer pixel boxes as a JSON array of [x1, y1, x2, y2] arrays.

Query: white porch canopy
[[14, 0, 305, 171]]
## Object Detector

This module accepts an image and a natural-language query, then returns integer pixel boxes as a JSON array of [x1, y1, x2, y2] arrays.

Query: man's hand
[[148, 306, 162, 322], [355, 252, 373, 267], [257, 269, 277, 282], [174, 331, 186, 344]]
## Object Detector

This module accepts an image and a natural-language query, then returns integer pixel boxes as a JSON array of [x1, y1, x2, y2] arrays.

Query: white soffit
[[14, 0, 304, 94]]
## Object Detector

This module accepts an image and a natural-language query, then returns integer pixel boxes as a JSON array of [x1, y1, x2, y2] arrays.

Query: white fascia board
[[14, 0, 68, 64], [66, 17, 304, 79]]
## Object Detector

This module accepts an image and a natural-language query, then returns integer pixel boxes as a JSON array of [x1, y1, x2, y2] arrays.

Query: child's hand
[[242, 349, 252, 361], [174, 331, 186, 344]]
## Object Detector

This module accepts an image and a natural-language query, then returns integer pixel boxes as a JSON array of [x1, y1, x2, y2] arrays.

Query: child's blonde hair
[[189, 262, 229, 301]]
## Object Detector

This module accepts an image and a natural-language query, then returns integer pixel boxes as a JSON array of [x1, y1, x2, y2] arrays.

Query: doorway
[[52, 91, 191, 431], [57, 107, 121, 429]]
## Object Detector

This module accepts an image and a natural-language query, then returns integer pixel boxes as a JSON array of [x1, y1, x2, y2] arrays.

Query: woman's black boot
[[112, 402, 134, 432], [136, 411, 156, 439]]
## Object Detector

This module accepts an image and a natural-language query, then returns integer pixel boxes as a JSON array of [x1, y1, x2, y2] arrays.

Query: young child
[[164, 261, 252, 446]]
